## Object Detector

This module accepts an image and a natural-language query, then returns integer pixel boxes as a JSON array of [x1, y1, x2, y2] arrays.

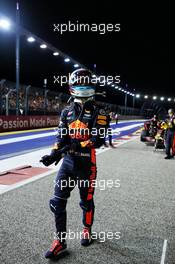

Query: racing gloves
[[40, 149, 62, 167]]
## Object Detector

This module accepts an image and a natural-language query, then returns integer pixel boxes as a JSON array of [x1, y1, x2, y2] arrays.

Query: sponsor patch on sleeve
[[97, 115, 107, 120], [97, 120, 107, 125]]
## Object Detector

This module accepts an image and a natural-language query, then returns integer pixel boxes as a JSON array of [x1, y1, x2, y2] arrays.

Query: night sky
[[0, 0, 174, 106]]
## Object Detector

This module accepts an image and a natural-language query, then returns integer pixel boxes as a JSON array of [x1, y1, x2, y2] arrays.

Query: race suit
[[49, 100, 108, 241], [165, 115, 175, 156]]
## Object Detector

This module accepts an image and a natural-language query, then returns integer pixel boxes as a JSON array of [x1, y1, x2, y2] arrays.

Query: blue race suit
[[49, 100, 108, 240]]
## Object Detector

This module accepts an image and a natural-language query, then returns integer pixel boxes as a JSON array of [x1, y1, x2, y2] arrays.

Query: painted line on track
[[0, 131, 56, 145], [0, 123, 143, 145], [0, 126, 56, 136], [0, 120, 144, 139], [160, 239, 167, 264], [0, 134, 139, 195], [0, 169, 58, 195]]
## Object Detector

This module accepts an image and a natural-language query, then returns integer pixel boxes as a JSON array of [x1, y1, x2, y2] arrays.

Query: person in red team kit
[[40, 69, 108, 259], [148, 114, 159, 137], [150, 115, 159, 128]]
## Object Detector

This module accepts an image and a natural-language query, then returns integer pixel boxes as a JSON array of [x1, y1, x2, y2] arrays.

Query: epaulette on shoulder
[[60, 105, 71, 118]]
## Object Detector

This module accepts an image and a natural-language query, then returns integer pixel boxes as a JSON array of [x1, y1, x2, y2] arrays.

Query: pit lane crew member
[[103, 111, 115, 147], [151, 114, 159, 126], [164, 109, 175, 159], [149, 115, 159, 136]]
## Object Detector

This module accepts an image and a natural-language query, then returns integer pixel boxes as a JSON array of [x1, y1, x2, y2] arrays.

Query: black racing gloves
[[40, 140, 83, 167], [40, 149, 62, 167]]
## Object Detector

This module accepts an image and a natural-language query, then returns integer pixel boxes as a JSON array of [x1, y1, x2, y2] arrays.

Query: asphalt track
[[1, 126, 175, 263]]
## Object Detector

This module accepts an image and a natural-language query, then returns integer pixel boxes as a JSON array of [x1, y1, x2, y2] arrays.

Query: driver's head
[[168, 108, 174, 117], [69, 68, 96, 103]]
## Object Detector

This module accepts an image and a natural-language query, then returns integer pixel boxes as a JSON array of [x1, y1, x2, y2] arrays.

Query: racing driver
[[40, 68, 108, 259]]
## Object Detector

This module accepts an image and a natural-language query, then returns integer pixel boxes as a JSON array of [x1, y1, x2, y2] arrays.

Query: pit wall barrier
[[0, 115, 59, 132]]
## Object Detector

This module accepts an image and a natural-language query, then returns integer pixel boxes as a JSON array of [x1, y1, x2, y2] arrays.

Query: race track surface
[[1, 132, 175, 264], [0, 120, 143, 160]]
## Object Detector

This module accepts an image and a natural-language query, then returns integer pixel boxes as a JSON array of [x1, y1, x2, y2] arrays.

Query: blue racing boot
[[81, 227, 92, 246]]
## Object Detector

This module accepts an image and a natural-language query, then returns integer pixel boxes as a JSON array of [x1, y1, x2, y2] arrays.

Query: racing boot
[[164, 155, 174, 159], [45, 239, 67, 259], [81, 227, 92, 246]]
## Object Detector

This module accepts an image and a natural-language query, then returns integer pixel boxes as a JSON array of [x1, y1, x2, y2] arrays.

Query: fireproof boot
[[81, 227, 92, 246], [45, 239, 67, 259]]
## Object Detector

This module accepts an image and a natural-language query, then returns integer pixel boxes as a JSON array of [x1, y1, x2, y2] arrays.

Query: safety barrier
[[0, 115, 59, 132]]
